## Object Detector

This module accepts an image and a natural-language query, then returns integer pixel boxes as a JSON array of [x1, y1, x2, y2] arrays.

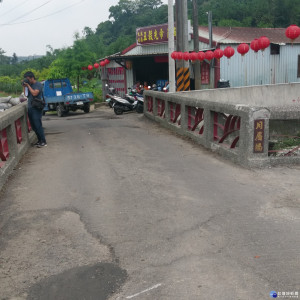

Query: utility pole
[[208, 11, 213, 48], [168, 0, 176, 93], [193, 0, 201, 90], [175, 0, 190, 91], [208, 11, 214, 88]]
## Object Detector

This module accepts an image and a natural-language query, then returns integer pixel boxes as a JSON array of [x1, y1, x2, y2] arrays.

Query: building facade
[[100, 25, 300, 96]]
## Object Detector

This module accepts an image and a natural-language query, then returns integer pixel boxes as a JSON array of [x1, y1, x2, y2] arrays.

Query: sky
[[0, 0, 168, 57]]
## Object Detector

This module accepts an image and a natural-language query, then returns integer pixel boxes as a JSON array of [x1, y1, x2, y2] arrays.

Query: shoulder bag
[[32, 91, 45, 110]]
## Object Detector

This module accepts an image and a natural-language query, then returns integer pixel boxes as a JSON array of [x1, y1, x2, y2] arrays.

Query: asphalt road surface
[[0, 107, 299, 300]]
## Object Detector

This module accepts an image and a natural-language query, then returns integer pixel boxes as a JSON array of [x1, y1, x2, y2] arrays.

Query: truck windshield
[[54, 82, 62, 89]]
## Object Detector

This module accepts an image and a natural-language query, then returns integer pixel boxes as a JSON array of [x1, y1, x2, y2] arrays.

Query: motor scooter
[[113, 88, 144, 115]]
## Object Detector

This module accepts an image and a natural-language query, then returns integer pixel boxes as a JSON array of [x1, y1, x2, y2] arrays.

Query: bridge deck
[[0, 107, 299, 299]]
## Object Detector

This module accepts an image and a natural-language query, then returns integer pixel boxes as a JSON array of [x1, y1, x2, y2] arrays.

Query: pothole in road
[[27, 263, 127, 300]]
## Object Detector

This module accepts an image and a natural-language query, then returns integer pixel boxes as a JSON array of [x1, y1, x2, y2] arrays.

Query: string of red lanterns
[[82, 59, 110, 71], [171, 50, 227, 62]]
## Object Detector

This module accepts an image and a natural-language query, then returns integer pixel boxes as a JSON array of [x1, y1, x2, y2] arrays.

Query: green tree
[[0, 48, 10, 65], [48, 39, 95, 91], [20, 68, 41, 80], [11, 53, 18, 65]]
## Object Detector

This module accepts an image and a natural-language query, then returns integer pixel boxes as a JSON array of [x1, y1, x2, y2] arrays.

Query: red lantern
[[214, 49, 224, 60], [224, 46, 235, 59], [177, 52, 183, 60], [183, 52, 190, 61], [258, 36, 270, 51], [285, 25, 300, 43], [171, 51, 177, 60], [205, 50, 214, 61], [174, 52, 183, 60], [88, 65, 93, 71], [190, 52, 198, 61], [198, 51, 205, 61], [237, 43, 250, 56], [250, 39, 261, 52], [100, 61, 105, 67], [94, 63, 100, 69], [104, 59, 110, 65]]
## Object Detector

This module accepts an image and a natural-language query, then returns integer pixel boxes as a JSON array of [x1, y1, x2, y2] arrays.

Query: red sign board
[[136, 23, 176, 46], [201, 62, 210, 84]]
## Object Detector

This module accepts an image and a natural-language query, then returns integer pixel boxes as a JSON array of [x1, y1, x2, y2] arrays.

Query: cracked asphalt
[[0, 106, 299, 300]]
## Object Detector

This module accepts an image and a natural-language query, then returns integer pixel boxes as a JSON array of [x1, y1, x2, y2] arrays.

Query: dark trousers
[[28, 107, 46, 143]]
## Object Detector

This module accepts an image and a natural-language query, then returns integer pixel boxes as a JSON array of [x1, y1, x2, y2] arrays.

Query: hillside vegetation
[[0, 0, 299, 97]]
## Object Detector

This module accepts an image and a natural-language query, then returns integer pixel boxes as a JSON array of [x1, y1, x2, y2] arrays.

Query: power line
[[0, 0, 27, 17], [4, 0, 54, 25], [0, 0, 85, 26]]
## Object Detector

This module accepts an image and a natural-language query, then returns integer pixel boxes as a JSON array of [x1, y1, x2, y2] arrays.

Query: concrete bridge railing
[[144, 83, 300, 168], [0, 103, 36, 190]]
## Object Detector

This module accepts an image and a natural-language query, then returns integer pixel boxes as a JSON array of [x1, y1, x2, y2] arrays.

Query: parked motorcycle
[[113, 88, 144, 115]]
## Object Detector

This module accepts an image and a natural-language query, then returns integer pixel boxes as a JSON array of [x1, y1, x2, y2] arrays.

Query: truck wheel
[[83, 103, 90, 113], [57, 104, 64, 117], [114, 106, 123, 115]]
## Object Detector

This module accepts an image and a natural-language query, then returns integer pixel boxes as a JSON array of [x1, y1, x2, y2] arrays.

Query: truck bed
[[46, 92, 94, 104]]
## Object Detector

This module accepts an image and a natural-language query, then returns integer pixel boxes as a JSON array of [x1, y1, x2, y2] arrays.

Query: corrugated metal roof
[[198, 26, 300, 45], [107, 40, 198, 60], [124, 43, 169, 56], [105, 43, 168, 60]]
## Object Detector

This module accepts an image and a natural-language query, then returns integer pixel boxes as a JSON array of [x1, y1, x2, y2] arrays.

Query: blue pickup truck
[[43, 78, 94, 117]]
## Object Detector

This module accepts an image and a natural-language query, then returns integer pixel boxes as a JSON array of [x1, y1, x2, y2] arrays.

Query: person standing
[[23, 71, 47, 147]]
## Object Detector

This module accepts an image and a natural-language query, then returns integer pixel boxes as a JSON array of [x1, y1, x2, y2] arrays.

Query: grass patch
[[269, 134, 300, 156], [273, 136, 300, 150], [0, 91, 20, 97]]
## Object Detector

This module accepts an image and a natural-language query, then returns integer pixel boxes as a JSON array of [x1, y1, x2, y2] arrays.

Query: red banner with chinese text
[[136, 23, 176, 46]]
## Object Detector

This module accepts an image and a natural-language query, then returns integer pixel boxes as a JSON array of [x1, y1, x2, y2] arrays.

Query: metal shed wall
[[126, 68, 134, 91], [219, 44, 300, 87]]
